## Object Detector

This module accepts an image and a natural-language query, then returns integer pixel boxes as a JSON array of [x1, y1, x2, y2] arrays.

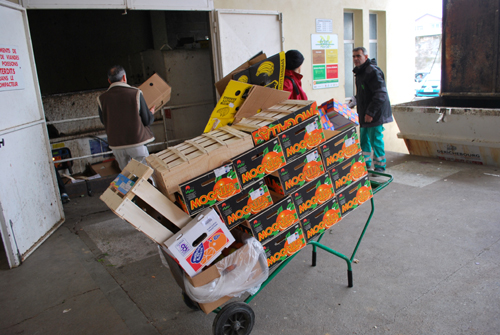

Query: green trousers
[[360, 125, 386, 170]]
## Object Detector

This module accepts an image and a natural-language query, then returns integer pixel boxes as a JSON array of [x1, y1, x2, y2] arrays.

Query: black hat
[[285, 50, 304, 70]]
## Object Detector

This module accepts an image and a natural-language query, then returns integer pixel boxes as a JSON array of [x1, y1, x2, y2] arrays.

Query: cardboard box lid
[[233, 85, 290, 124], [139, 73, 172, 113], [215, 53, 267, 96]]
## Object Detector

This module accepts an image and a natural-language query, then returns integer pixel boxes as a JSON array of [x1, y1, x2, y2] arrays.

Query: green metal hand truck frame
[[179, 171, 393, 335]]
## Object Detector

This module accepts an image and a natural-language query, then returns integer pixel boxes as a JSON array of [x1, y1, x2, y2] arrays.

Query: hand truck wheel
[[212, 302, 255, 335], [181, 291, 201, 311]]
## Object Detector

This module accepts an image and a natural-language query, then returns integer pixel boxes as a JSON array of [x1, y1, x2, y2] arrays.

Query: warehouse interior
[[27, 9, 217, 173]]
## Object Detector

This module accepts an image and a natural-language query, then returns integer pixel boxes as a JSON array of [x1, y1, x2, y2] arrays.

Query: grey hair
[[353, 47, 368, 55], [107, 65, 126, 83]]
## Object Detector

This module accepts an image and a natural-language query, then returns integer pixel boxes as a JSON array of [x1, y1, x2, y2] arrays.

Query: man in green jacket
[[349, 47, 393, 172], [98, 65, 155, 170]]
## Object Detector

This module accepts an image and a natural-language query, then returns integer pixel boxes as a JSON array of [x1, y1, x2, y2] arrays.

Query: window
[[344, 12, 355, 98], [369, 13, 377, 62]]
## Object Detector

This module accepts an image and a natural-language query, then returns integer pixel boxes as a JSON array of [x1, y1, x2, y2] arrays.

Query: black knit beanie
[[285, 50, 305, 70]]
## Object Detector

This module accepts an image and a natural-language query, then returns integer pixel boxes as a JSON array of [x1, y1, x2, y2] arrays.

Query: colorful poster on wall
[[311, 34, 339, 90]]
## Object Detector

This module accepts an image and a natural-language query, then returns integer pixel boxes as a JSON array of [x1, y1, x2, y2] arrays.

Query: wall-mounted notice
[[315, 19, 333, 33], [311, 34, 339, 90], [0, 45, 24, 92]]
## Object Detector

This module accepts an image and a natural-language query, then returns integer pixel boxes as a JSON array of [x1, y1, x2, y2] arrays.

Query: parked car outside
[[415, 72, 429, 83], [415, 72, 440, 97]]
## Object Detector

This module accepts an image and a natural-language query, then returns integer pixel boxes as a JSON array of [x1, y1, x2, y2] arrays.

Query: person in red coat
[[283, 50, 308, 100]]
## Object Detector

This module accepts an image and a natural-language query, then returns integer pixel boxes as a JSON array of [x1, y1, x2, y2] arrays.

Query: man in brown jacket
[[98, 65, 155, 170]]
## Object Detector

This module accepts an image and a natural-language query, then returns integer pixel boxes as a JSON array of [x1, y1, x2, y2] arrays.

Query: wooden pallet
[[231, 100, 316, 135], [146, 126, 254, 196], [100, 159, 191, 245]]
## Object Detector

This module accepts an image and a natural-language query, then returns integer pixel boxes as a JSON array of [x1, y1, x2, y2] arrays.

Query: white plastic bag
[[183, 237, 269, 303]]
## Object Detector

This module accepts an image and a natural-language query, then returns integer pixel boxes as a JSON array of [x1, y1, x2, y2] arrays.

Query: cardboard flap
[[215, 53, 267, 96], [203, 80, 253, 133], [233, 85, 290, 124]]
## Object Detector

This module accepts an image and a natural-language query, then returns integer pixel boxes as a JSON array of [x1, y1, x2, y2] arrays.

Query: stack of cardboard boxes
[[101, 52, 374, 314], [148, 97, 372, 272]]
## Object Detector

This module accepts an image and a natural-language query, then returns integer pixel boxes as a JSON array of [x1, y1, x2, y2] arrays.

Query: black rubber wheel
[[212, 302, 255, 335], [182, 291, 201, 311]]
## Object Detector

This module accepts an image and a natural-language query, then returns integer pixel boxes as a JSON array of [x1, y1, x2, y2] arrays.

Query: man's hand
[[364, 114, 373, 123], [347, 96, 356, 108], [149, 105, 156, 114]]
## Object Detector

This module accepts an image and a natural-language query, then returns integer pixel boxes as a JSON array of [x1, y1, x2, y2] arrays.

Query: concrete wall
[[214, 0, 414, 153], [44, 48, 215, 149]]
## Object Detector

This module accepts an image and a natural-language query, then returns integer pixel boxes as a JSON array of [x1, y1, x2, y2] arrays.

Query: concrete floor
[[1, 151, 500, 335]]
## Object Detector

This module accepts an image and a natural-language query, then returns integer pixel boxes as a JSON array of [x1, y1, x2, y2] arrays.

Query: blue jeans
[[360, 125, 386, 170]]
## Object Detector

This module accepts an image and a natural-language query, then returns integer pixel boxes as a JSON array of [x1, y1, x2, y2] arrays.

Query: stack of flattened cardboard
[[205, 52, 288, 133]]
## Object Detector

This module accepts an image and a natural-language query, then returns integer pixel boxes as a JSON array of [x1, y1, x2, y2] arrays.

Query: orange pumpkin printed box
[[263, 222, 306, 270], [290, 173, 335, 219], [251, 101, 318, 145], [329, 153, 368, 193], [337, 175, 373, 217], [248, 196, 299, 246], [273, 149, 326, 195], [216, 180, 273, 230], [179, 163, 241, 216], [301, 197, 342, 242], [318, 126, 361, 171], [279, 114, 326, 163], [231, 138, 286, 189]]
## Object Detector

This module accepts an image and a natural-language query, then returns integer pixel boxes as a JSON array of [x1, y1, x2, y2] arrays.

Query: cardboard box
[[184, 237, 262, 314], [251, 100, 318, 146], [231, 138, 286, 189], [301, 197, 342, 242], [100, 160, 192, 246], [290, 173, 335, 219], [337, 175, 373, 218], [165, 208, 235, 277], [179, 163, 242, 216], [232, 86, 290, 125], [273, 149, 326, 195], [320, 99, 359, 127], [147, 126, 253, 197], [207, 81, 289, 133], [279, 114, 326, 163], [216, 180, 273, 230], [247, 196, 299, 246], [329, 152, 368, 193], [318, 127, 361, 171], [232, 52, 286, 91], [139, 73, 171, 113], [91, 159, 120, 177], [215, 52, 268, 96], [263, 222, 306, 270], [318, 106, 335, 131], [204, 80, 253, 133]]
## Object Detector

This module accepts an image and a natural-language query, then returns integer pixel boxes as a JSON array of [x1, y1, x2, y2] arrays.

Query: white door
[[0, 1, 64, 268], [211, 10, 284, 82]]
